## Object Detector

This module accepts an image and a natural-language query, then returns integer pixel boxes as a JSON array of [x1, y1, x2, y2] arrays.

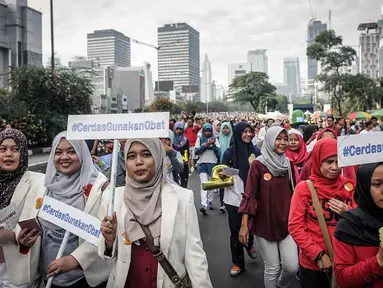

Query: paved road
[[28, 156, 300, 287], [187, 173, 300, 288]]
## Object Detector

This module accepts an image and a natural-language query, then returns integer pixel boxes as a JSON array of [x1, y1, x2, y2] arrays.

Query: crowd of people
[[0, 110, 383, 288]]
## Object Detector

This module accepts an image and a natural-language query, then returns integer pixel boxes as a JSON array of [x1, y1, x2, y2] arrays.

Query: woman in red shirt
[[286, 129, 309, 183], [288, 138, 355, 288], [301, 129, 356, 183], [334, 163, 383, 287], [239, 126, 298, 288]]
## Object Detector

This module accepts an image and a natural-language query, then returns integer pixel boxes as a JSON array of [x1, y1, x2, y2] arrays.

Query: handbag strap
[[134, 218, 184, 288], [306, 180, 334, 260]]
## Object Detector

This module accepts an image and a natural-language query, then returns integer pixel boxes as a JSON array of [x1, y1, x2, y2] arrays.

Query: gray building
[[68, 56, 100, 69], [247, 49, 268, 74], [0, 0, 42, 86], [307, 19, 327, 80], [284, 58, 301, 99], [157, 23, 200, 92], [87, 29, 131, 67]]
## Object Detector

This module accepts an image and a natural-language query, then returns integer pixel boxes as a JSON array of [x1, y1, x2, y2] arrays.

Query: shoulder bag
[[136, 220, 192, 288], [306, 180, 338, 288]]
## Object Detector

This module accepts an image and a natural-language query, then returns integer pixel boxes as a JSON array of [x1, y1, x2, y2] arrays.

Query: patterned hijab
[[0, 129, 28, 209]]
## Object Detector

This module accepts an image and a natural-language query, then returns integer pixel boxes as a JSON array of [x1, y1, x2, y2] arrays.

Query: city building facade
[[200, 54, 212, 103], [358, 10, 383, 79], [157, 23, 200, 93], [228, 62, 248, 86], [284, 57, 301, 99], [0, 0, 42, 87], [247, 49, 268, 74], [68, 56, 100, 69], [307, 19, 327, 80], [87, 29, 131, 67]]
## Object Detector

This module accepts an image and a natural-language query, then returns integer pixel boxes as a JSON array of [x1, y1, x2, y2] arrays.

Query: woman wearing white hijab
[[98, 138, 212, 288], [20, 132, 111, 288], [238, 126, 298, 288]]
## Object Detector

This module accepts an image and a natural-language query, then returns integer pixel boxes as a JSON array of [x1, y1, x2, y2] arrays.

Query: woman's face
[[160, 138, 171, 147], [222, 125, 230, 136], [0, 139, 20, 172], [288, 134, 300, 152], [241, 127, 252, 143], [54, 139, 81, 175], [321, 131, 335, 140], [274, 131, 288, 154], [126, 142, 155, 183], [204, 129, 212, 138], [320, 156, 340, 179], [370, 165, 383, 209], [175, 127, 183, 136]]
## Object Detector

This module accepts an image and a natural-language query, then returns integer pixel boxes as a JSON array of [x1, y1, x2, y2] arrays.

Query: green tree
[[1, 67, 93, 144], [229, 72, 277, 111], [343, 74, 380, 112], [307, 30, 357, 116], [149, 99, 181, 114]]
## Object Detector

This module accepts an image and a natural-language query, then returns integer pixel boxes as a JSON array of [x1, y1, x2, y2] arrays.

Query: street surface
[[28, 156, 300, 287]]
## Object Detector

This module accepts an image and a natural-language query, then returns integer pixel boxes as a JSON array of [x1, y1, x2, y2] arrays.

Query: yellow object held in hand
[[202, 165, 234, 190], [183, 149, 188, 163]]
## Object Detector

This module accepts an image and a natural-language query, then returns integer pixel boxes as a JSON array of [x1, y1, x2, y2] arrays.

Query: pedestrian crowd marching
[[1, 110, 383, 288]]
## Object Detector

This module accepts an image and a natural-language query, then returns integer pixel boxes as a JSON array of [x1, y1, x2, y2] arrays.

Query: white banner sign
[[66, 112, 169, 140], [338, 133, 383, 167], [38, 196, 102, 245], [0, 203, 18, 230]]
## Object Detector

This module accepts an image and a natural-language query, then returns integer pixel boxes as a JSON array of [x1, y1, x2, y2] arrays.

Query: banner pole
[[45, 230, 70, 288], [108, 139, 120, 217]]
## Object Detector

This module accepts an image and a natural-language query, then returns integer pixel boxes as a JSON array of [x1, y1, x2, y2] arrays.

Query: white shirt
[[360, 129, 372, 134]]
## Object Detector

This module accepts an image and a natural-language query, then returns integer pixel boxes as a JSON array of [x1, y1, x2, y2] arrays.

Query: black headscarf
[[232, 122, 256, 188], [0, 129, 28, 209], [335, 163, 383, 246]]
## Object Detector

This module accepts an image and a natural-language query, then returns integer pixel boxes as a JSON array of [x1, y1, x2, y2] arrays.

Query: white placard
[[0, 203, 18, 230], [66, 112, 169, 140], [337, 133, 383, 167], [38, 196, 102, 245]]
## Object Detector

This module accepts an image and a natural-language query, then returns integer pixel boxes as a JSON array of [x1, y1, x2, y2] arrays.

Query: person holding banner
[[98, 138, 212, 288], [288, 138, 356, 288], [22, 132, 111, 288], [0, 129, 45, 288], [334, 162, 383, 287]]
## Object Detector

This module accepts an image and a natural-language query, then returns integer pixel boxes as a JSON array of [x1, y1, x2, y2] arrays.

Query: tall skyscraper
[[358, 7, 383, 79], [284, 58, 301, 99], [87, 29, 131, 67], [200, 54, 212, 103], [157, 23, 200, 92], [247, 49, 268, 74], [307, 19, 327, 80]]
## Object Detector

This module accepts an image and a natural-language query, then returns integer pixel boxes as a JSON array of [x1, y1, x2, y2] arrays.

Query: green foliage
[[229, 72, 277, 112], [149, 99, 180, 114], [0, 67, 93, 145], [307, 30, 357, 116]]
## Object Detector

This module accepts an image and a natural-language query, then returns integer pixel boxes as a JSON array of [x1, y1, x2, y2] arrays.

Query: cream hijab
[[123, 138, 166, 245]]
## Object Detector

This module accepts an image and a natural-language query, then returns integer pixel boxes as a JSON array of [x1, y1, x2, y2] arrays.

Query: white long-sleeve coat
[[98, 182, 213, 288]]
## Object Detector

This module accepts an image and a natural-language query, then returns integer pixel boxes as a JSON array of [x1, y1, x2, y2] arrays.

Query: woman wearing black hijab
[[334, 163, 383, 287], [221, 122, 257, 277]]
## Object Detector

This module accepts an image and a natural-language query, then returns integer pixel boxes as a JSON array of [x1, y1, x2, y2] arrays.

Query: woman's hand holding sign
[[102, 211, 117, 255], [47, 256, 80, 278]]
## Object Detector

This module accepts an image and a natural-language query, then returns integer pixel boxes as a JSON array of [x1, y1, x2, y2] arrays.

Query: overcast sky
[[29, 0, 383, 88]]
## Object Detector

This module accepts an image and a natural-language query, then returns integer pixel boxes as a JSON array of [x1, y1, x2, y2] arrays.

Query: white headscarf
[[288, 128, 303, 139], [45, 131, 99, 211], [124, 138, 167, 245], [257, 126, 290, 177]]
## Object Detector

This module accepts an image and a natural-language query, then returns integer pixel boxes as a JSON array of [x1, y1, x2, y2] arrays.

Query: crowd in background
[[1, 110, 383, 288]]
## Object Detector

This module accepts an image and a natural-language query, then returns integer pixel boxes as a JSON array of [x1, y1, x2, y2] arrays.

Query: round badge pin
[[344, 183, 353, 192], [264, 173, 272, 181]]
